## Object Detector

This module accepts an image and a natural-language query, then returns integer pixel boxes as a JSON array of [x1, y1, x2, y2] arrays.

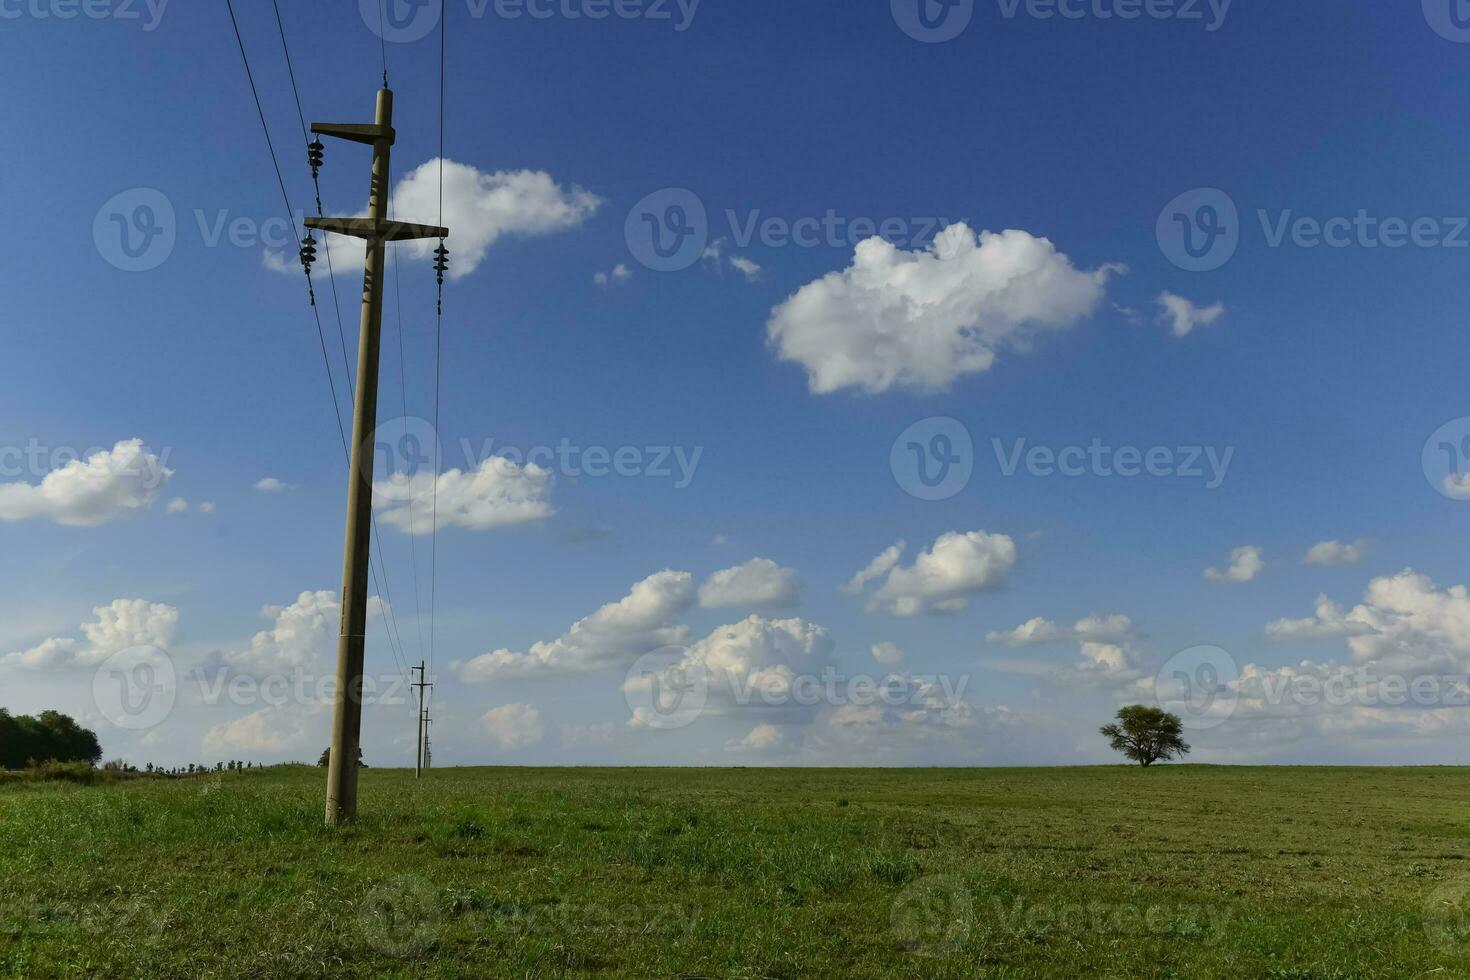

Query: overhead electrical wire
[[229, 0, 413, 685]]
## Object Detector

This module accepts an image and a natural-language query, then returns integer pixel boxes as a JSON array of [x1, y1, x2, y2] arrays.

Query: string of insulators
[[307, 139, 324, 180], [299, 233, 318, 306], [434, 241, 449, 314]]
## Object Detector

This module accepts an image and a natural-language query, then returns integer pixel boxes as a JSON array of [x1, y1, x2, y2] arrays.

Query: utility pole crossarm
[[305, 217, 450, 242], [311, 122, 395, 145]]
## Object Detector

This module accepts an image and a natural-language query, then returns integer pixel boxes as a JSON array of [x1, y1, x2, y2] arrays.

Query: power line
[[393, 251, 428, 659], [262, 0, 415, 685], [228, 0, 411, 685]]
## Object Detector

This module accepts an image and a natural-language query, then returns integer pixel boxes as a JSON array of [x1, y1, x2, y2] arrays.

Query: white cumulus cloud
[[698, 558, 801, 609], [0, 439, 171, 527], [1303, 539, 1368, 566], [2, 599, 179, 670], [375, 456, 554, 535], [455, 571, 695, 681], [1157, 291, 1226, 338], [766, 223, 1120, 394], [273, 161, 600, 281], [223, 591, 338, 676], [843, 541, 905, 595], [1205, 546, 1264, 584], [863, 531, 1017, 616]]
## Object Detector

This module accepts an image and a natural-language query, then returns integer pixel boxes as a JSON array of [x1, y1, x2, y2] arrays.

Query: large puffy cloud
[[628, 615, 837, 728], [375, 456, 554, 535], [277, 161, 600, 280], [2, 599, 178, 670], [855, 531, 1017, 616], [0, 440, 171, 527], [454, 571, 695, 681], [698, 558, 801, 610], [1266, 571, 1470, 673], [1266, 595, 1376, 642], [766, 223, 1120, 394], [480, 703, 546, 752], [223, 591, 338, 676], [1186, 570, 1470, 757], [1336, 570, 1470, 672]]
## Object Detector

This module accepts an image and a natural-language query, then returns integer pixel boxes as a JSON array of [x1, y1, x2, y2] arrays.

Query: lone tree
[[1100, 705, 1190, 767], [318, 748, 366, 768]]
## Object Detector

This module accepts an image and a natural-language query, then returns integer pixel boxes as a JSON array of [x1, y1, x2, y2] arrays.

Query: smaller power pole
[[410, 661, 432, 778], [424, 715, 433, 770]]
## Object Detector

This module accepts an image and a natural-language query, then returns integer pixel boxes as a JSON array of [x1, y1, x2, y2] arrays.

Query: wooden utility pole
[[411, 660, 432, 778], [309, 86, 448, 828]]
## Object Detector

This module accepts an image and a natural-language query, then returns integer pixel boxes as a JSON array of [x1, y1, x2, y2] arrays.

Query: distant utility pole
[[311, 86, 448, 828], [411, 661, 433, 778], [424, 716, 433, 770]]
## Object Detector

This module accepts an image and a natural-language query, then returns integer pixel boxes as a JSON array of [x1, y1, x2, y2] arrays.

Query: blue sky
[[3, 0, 1470, 768]]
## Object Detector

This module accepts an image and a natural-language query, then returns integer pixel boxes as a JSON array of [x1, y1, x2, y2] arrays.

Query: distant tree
[[1100, 705, 1190, 767], [318, 747, 366, 768], [0, 708, 102, 768]]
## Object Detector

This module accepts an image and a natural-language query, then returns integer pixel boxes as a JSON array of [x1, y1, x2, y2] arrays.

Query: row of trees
[[0, 709, 101, 769]]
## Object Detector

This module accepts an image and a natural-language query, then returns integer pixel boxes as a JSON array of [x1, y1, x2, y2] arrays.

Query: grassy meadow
[[2, 765, 1469, 978]]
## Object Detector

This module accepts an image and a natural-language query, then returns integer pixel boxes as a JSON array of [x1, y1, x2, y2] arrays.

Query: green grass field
[[3, 765, 1469, 978]]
